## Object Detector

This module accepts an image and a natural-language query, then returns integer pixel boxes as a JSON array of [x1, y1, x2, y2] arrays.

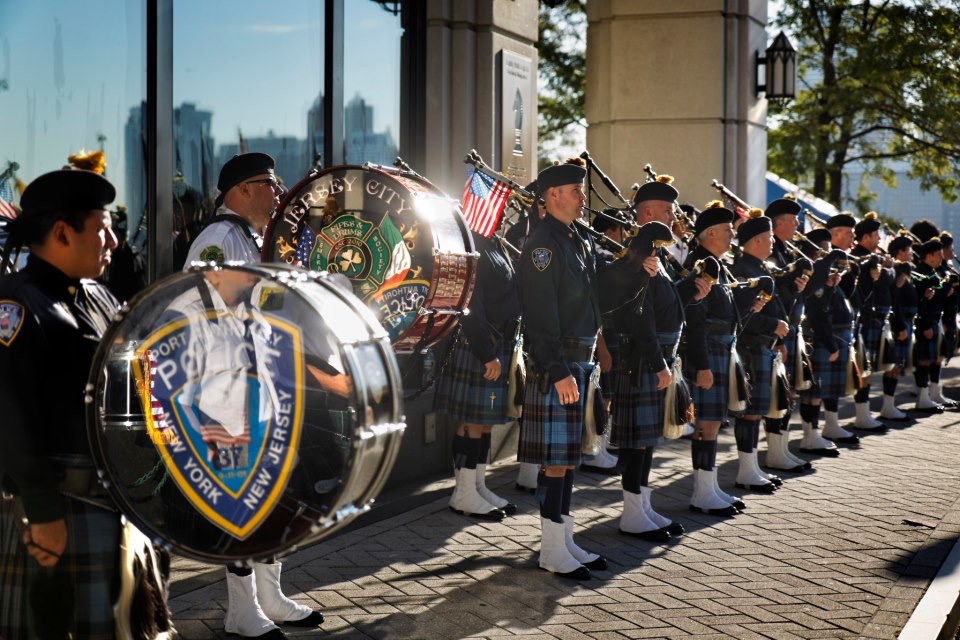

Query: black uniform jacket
[[0, 255, 119, 522], [915, 262, 944, 333], [461, 232, 522, 364], [731, 252, 785, 346], [682, 244, 737, 371], [615, 255, 685, 375]]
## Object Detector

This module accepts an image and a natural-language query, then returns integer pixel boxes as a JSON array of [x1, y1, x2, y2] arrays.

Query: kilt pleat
[[809, 328, 852, 399], [739, 342, 775, 415], [610, 332, 681, 448], [914, 323, 941, 363], [0, 497, 121, 640], [434, 335, 515, 425], [518, 361, 594, 467], [683, 334, 734, 422]]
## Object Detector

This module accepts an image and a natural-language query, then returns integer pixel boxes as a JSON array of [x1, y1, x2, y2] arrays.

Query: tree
[[537, 0, 586, 162], [768, 0, 960, 208]]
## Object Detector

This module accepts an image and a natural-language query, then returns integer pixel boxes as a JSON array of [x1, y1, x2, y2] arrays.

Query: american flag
[[461, 166, 511, 237], [0, 178, 17, 220], [294, 225, 316, 266]]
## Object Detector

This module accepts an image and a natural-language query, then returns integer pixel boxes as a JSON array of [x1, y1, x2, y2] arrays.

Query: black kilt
[[518, 360, 595, 467], [434, 334, 516, 425], [611, 331, 682, 448], [914, 323, 941, 363], [0, 496, 121, 640], [684, 334, 734, 422], [809, 328, 852, 399], [739, 341, 775, 415]]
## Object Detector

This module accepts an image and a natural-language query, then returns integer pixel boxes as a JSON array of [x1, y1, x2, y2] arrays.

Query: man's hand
[[695, 369, 713, 390], [483, 358, 502, 381], [870, 267, 881, 282], [925, 288, 935, 300], [655, 367, 672, 390], [750, 296, 768, 313], [642, 255, 660, 278], [827, 272, 841, 287], [693, 277, 712, 301], [924, 328, 934, 339], [554, 376, 580, 405], [897, 330, 907, 342], [774, 320, 790, 338], [794, 274, 809, 293], [307, 364, 354, 398], [24, 519, 67, 568], [828, 350, 840, 362]]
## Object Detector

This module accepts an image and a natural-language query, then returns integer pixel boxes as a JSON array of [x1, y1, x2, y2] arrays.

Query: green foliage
[[769, 0, 960, 207], [537, 0, 586, 154]]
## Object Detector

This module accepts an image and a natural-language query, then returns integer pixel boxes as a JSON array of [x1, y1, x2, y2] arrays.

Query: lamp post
[[756, 31, 797, 107]]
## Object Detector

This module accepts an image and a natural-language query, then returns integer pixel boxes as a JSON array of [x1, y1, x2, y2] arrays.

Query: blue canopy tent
[[766, 171, 840, 230]]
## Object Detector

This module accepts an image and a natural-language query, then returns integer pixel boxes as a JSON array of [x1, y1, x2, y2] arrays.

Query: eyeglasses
[[245, 178, 280, 190]]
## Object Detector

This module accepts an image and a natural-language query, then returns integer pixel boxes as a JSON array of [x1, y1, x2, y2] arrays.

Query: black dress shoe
[[735, 481, 777, 494], [498, 502, 519, 516], [913, 405, 945, 413], [584, 556, 608, 570], [766, 475, 784, 486], [729, 498, 747, 510], [234, 630, 287, 639], [283, 611, 324, 627], [664, 521, 685, 536], [619, 527, 671, 542], [515, 483, 536, 494], [825, 434, 861, 444], [550, 566, 591, 581], [449, 506, 506, 521], [851, 424, 887, 433], [689, 504, 739, 517], [800, 447, 841, 457]]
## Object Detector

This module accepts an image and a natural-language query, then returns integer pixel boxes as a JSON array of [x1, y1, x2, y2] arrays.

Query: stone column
[[424, 0, 538, 196], [586, 0, 768, 209]]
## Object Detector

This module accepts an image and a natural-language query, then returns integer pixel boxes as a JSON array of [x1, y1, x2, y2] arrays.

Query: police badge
[[531, 247, 552, 272], [0, 301, 25, 346]]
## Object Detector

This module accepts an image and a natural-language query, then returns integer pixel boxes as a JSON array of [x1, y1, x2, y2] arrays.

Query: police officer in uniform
[[518, 163, 608, 580], [730, 211, 787, 493], [682, 201, 744, 516], [186, 153, 323, 639], [0, 169, 151, 638], [849, 212, 891, 430], [184, 152, 279, 265], [436, 222, 521, 521]]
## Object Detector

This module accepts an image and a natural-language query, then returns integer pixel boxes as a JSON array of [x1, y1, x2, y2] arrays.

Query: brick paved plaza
[[168, 374, 960, 639]]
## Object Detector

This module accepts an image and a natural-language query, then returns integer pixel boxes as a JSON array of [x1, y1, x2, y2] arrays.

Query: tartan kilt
[[683, 334, 734, 422], [0, 496, 121, 640], [914, 323, 941, 363], [518, 361, 594, 467], [810, 328, 852, 399], [941, 318, 957, 358], [894, 333, 913, 370], [860, 312, 887, 367], [739, 342, 775, 415], [611, 367, 666, 449], [434, 334, 515, 425]]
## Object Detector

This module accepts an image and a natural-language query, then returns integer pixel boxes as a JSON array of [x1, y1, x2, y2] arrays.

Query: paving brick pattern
[[169, 387, 960, 639]]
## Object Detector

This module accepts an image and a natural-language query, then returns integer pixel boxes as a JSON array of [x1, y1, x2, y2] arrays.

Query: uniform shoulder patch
[[198, 245, 225, 262], [0, 301, 25, 346], [531, 247, 552, 272]]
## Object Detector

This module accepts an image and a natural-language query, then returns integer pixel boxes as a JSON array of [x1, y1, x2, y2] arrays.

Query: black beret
[[764, 198, 801, 219], [940, 231, 953, 247], [536, 163, 586, 192], [917, 238, 943, 256], [737, 215, 772, 245], [216, 152, 275, 207], [632, 180, 678, 206], [825, 213, 856, 229], [805, 228, 832, 246], [910, 219, 941, 243], [679, 203, 699, 219], [854, 215, 881, 238], [693, 207, 733, 236], [894, 261, 913, 278], [694, 206, 734, 237], [19, 169, 116, 217], [887, 235, 913, 256], [592, 208, 627, 234]]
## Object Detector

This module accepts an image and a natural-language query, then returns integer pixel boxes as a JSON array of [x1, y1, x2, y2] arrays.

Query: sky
[[0, 0, 401, 206]]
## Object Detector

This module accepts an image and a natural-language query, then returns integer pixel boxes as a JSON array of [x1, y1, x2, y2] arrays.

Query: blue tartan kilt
[[860, 313, 886, 367], [810, 328, 852, 399], [519, 360, 595, 467], [434, 334, 515, 425], [914, 323, 941, 363], [739, 342, 775, 415], [0, 496, 121, 640], [611, 366, 667, 450], [684, 334, 734, 422], [941, 318, 957, 358]]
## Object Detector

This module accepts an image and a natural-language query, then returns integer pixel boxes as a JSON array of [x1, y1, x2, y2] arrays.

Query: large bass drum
[[86, 263, 405, 563], [262, 164, 477, 353]]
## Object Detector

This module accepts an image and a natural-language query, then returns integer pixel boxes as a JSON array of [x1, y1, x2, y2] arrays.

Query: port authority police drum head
[[86, 263, 405, 563]]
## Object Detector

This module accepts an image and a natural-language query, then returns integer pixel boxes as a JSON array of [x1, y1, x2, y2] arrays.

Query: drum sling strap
[[205, 214, 263, 251]]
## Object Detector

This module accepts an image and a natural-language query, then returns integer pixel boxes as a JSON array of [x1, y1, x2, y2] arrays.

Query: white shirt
[[182, 208, 261, 267]]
